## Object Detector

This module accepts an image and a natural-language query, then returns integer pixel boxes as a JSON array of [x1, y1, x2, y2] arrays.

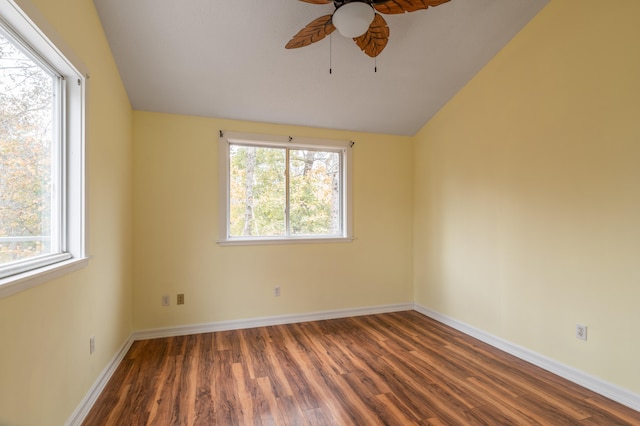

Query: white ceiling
[[93, 0, 549, 136]]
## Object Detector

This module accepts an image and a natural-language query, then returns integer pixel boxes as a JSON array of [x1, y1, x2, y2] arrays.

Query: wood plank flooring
[[83, 311, 640, 425]]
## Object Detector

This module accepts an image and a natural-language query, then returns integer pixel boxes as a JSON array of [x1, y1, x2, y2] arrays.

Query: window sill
[[217, 236, 355, 247], [0, 256, 90, 299]]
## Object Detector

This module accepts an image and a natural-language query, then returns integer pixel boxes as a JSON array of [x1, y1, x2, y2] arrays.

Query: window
[[0, 0, 86, 298], [219, 132, 353, 245]]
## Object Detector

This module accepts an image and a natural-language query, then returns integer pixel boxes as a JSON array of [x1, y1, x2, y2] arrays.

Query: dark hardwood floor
[[83, 311, 640, 425]]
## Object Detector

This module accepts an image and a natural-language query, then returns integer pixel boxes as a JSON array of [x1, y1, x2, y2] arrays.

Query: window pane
[[229, 145, 286, 237], [0, 31, 57, 266], [289, 149, 341, 236]]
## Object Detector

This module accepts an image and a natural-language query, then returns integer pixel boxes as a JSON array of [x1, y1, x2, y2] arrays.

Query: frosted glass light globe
[[332, 2, 375, 38]]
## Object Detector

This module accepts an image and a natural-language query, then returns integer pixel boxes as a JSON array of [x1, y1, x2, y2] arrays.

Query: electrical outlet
[[576, 324, 587, 341], [90, 336, 95, 354], [274, 286, 281, 297], [162, 295, 170, 306], [177, 293, 185, 305]]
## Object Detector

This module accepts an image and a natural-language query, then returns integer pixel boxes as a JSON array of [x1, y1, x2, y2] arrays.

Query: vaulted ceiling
[[94, 0, 549, 136]]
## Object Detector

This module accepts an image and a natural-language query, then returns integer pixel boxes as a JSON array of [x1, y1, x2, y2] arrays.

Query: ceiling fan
[[285, 0, 451, 58]]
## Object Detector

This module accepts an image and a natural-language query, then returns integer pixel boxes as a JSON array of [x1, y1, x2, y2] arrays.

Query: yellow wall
[[133, 112, 414, 330], [0, 0, 133, 424], [414, 0, 640, 394]]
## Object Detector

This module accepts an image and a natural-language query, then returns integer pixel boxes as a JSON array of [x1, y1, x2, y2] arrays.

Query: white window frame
[[218, 131, 353, 245], [0, 0, 87, 299]]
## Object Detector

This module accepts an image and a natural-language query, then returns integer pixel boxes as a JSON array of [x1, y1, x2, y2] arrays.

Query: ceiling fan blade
[[298, 0, 333, 3], [285, 15, 336, 49], [373, 0, 450, 14], [353, 14, 389, 58]]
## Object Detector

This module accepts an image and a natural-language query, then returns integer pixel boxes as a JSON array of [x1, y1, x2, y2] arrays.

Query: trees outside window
[[0, 28, 58, 268], [289, 149, 341, 236], [219, 132, 352, 244]]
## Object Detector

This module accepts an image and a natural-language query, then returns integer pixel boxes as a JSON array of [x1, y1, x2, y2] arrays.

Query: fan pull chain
[[375, 56, 377, 73], [329, 34, 333, 74]]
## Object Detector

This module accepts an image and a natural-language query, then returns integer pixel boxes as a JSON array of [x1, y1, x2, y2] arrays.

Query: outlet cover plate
[[576, 324, 587, 341]]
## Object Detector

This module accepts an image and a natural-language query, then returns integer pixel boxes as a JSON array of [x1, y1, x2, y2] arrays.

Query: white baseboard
[[414, 304, 640, 412], [133, 303, 414, 340], [65, 336, 134, 426]]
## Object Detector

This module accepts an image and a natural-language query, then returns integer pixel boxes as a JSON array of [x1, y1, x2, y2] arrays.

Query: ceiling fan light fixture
[[332, 2, 375, 38]]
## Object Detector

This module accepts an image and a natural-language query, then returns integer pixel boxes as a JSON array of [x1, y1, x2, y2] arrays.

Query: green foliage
[[289, 149, 340, 235], [229, 145, 286, 236], [0, 32, 55, 263], [228, 145, 341, 238]]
